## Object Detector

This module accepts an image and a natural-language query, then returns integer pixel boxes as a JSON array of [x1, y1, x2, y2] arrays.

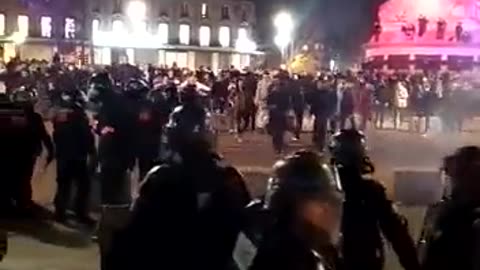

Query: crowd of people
[[2, 58, 480, 270]]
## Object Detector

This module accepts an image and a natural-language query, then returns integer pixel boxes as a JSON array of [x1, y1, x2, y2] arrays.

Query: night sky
[[254, 0, 388, 60]]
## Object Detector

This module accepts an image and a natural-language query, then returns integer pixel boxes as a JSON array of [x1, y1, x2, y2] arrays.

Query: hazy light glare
[[127, 1, 147, 20]]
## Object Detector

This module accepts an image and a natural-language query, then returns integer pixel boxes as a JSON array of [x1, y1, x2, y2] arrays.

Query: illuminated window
[[65, 18, 76, 39], [40, 16, 52, 38], [179, 24, 190, 45], [181, 3, 189, 17], [0, 14, 5, 36], [199, 26, 210, 46], [158, 23, 169, 44], [238, 28, 248, 39], [92, 19, 100, 34], [201, 3, 208, 19], [219, 26, 230, 47], [18, 15, 29, 37], [112, 19, 124, 33], [221, 5, 230, 20]]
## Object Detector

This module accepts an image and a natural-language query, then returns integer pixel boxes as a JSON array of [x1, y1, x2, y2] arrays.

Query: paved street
[[2, 121, 480, 270]]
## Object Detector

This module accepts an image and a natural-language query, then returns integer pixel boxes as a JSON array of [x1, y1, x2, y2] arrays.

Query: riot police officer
[[329, 129, 420, 270], [250, 150, 344, 270], [125, 79, 163, 180], [88, 72, 140, 269], [9, 88, 54, 214], [419, 146, 480, 270], [105, 99, 252, 270], [52, 88, 95, 224]]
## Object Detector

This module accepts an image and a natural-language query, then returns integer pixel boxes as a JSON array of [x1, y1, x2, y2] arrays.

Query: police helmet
[[87, 72, 113, 104], [329, 129, 368, 167], [266, 151, 343, 218], [165, 105, 215, 153], [125, 79, 149, 100]]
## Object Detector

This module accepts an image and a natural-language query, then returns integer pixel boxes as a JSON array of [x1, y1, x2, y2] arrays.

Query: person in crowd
[[419, 146, 480, 270], [9, 88, 54, 215], [241, 70, 258, 132], [255, 71, 272, 132], [338, 80, 356, 130], [290, 75, 306, 141], [307, 77, 333, 152], [267, 72, 291, 155], [228, 76, 247, 142], [353, 79, 373, 131], [393, 79, 410, 130], [51, 87, 95, 224], [330, 129, 420, 270], [250, 150, 344, 270], [87, 72, 138, 269]]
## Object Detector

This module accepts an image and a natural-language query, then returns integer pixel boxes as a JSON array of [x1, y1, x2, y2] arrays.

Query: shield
[[393, 168, 443, 206]]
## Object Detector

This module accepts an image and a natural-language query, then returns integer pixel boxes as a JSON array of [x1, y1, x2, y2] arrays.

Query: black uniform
[[250, 151, 344, 270], [7, 90, 53, 212], [330, 130, 420, 270], [307, 83, 335, 151], [267, 79, 290, 154], [52, 91, 95, 221], [105, 103, 252, 270], [419, 146, 480, 270], [88, 74, 136, 205]]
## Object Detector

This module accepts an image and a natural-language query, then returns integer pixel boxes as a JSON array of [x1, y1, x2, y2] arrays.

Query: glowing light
[[273, 12, 293, 52], [179, 24, 190, 45], [219, 26, 230, 47], [235, 28, 257, 53], [10, 32, 26, 45], [199, 26, 211, 47], [113, 20, 124, 33], [274, 12, 293, 33], [41, 16, 52, 38]]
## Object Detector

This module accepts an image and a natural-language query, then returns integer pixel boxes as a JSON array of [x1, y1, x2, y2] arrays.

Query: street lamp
[[273, 12, 293, 63]]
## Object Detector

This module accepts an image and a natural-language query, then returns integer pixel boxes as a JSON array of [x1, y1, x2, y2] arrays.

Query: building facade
[[0, 0, 88, 62], [87, 0, 260, 69]]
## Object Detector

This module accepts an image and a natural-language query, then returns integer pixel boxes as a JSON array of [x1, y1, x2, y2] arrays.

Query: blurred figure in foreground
[[419, 146, 480, 270], [105, 93, 252, 270], [250, 151, 343, 270], [330, 129, 420, 270]]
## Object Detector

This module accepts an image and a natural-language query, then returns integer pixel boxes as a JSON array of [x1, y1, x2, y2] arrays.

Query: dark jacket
[[339, 168, 420, 270], [106, 153, 252, 270], [250, 224, 341, 270], [420, 200, 480, 270], [52, 107, 95, 160]]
